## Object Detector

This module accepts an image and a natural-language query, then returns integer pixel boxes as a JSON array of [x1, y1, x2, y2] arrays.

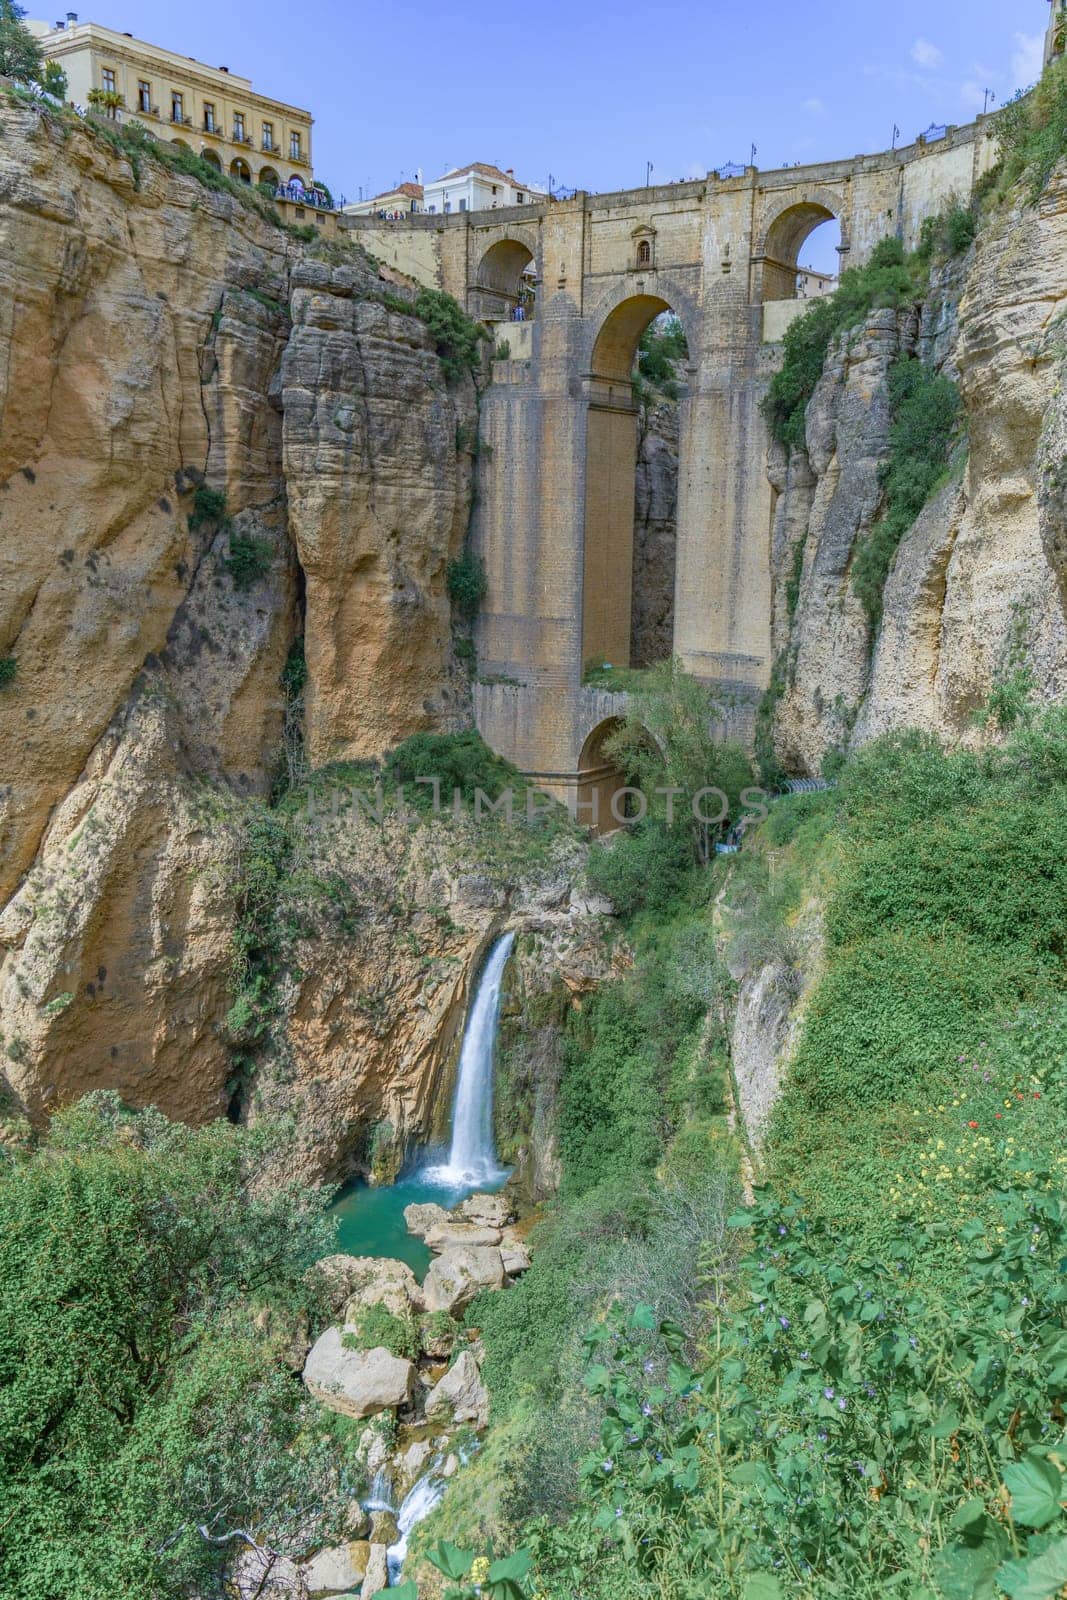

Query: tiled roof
[[432, 162, 524, 187], [370, 181, 424, 200]]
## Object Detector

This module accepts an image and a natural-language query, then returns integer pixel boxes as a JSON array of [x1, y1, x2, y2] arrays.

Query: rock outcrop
[[303, 1329, 415, 1420], [631, 397, 678, 667], [422, 1244, 507, 1314], [424, 1350, 490, 1427]]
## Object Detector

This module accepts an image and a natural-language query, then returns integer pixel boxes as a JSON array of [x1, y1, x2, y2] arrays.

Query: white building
[[422, 162, 547, 216], [343, 180, 424, 218]]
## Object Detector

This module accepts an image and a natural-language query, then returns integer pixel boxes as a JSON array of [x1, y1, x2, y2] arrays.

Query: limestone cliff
[[632, 398, 679, 667], [0, 99, 516, 1160], [765, 175, 1067, 772]]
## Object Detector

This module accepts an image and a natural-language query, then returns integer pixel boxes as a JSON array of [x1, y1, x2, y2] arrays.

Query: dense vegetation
[[760, 236, 931, 453], [0, 1097, 357, 1600], [632, 314, 689, 405], [996, 55, 1067, 202], [466, 703, 1067, 1600], [850, 357, 962, 626]]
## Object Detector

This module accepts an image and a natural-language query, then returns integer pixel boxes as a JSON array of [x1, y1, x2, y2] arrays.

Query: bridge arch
[[471, 235, 539, 322], [576, 717, 631, 834], [581, 285, 694, 675], [755, 189, 849, 301]]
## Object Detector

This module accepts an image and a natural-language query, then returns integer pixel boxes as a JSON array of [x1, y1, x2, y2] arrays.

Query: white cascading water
[[364, 1466, 394, 1512], [423, 930, 514, 1189], [386, 1468, 448, 1582]]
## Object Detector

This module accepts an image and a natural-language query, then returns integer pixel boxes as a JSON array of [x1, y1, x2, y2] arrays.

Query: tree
[[0, 0, 42, 84], [41, 57, 66, 99], [87, 85, 123, 119], [603, 657, 755, 860], [0, 1093, 356, 1598]]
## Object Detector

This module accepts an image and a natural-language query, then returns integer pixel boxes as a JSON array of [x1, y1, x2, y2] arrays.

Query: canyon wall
[[0, 99, 503, 1162], [765, 176, 1067, 771]]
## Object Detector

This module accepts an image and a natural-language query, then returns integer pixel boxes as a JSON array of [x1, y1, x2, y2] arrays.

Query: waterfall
[[364, 1466, 394, 1512], [424, 930, 514, 1189], [386, 1468, 448, 1582]]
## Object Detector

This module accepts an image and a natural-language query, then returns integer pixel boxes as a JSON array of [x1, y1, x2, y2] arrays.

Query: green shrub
[[413, 288, 487, 383], [343, 1301, 419, 1361], [761, 237, 926, 452], [0, 656, 15, 689], [187, 484, 227, 531], [384, 730, 521, 808], [828, 791, 1067, 961], [447, 549, 488, 620], [917, 202, 977, 262], [633, 314, 688, 402], [585, 820, 692, 919], [0, 1094, 352, 1598], [223, 532, 273, 590], [996, 57, 1067, 201], [836, 728, 987, 839], [851, 357, 961, 628]]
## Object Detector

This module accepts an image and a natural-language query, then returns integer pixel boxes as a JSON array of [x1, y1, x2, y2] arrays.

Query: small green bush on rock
[[447, 550, 488, 620], [223, 532, 273, 590]]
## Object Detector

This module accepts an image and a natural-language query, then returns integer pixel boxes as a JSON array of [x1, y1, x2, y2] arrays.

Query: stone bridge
[[344, 118, 997, 818]]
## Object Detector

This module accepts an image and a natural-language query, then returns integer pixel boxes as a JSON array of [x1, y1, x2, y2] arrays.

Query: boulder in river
[[302, 1541, 370, 1596], [424, 1350, 490, 1427], [303, 1328, 415, 1419], [361, 1544, 390, 1598], [337, 1256, 422, 1318], [423, 1221, 502, 1251], [422, 1246, 506, 1314], [459, 1192, 513, 1228], [402, 1201, 450, 1239], [501, 1241, 532, 1275]]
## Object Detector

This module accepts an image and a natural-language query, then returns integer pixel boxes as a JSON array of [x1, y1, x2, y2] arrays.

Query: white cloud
[[1011, 31, 1044, 89], [912, 37, 944, 69], [802, 96, 826, 116]]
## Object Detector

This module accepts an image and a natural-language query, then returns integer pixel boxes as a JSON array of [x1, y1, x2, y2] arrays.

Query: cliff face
[[631, 398, 679, 667], [0, 101, 495, 1152], [766, 176, 1067, 771]]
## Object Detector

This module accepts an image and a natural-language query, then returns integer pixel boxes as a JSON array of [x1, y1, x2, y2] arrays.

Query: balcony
[[170, 113, 192, 127], [233, 131, 252, 146], [262, 137, 274, 153]]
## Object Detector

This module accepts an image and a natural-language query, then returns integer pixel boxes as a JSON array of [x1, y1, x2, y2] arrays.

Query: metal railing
[[714, 161, 746, 179], [271, 182, 344, 211]]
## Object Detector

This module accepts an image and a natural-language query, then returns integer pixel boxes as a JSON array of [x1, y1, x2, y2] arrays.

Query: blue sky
[[95, 0, 1047, 226]]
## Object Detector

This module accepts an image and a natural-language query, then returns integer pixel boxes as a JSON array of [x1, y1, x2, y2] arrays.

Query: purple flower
[[602, 1459, 614, 1473], [800, 1350, 811, 1361], [838, 1397, 848, 1411], [779, 1316, 791, 1329], [823, 1387, 835, 1400]]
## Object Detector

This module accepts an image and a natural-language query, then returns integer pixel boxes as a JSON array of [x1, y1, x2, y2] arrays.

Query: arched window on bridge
[[582, 297, 689, 674], [762, 201, 842, 302], [473, 239, 536, 324], [636, 238, 652, 267]]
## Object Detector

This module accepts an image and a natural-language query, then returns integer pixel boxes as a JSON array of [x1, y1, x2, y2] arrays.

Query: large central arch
[[581, 293, 691, 671]]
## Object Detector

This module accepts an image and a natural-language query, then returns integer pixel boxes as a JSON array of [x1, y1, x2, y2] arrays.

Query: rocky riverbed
[[236, 1191, 530, 1598]]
